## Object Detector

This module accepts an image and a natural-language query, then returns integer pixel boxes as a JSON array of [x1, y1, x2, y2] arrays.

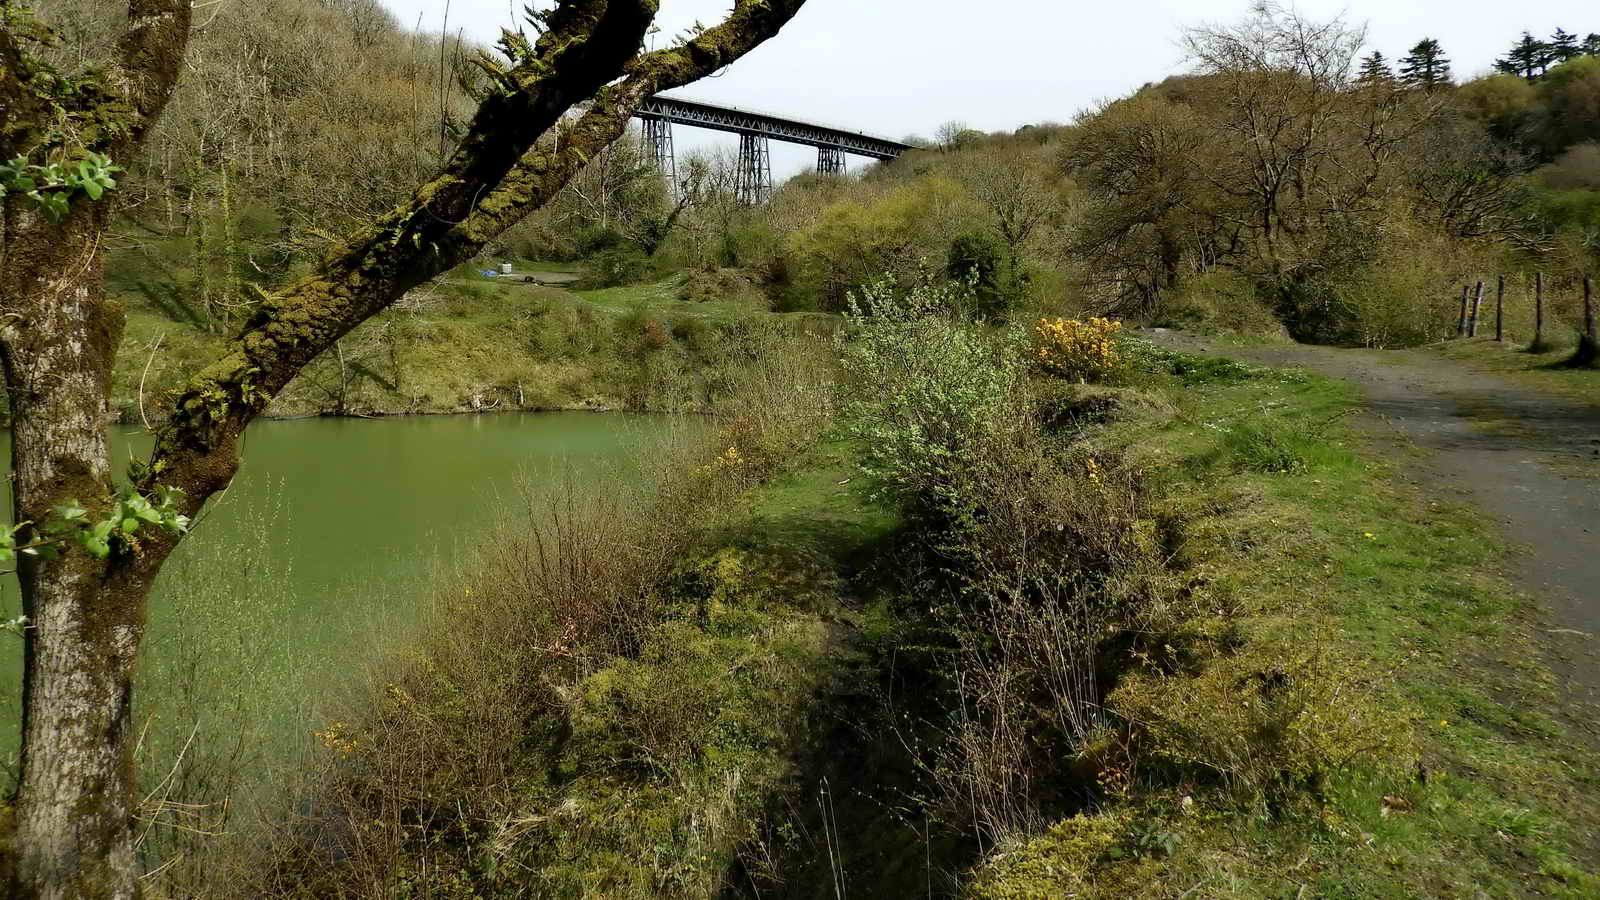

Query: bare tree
[[1410, 118, 1539, 245], [1065, 3, 1473, 322], [1181, 2, 1372, 277], [936, 119, 972, 150], [0, 1, 810, 897], [952, 146, 1061, 259], [674, 147, 747, 268], [557, 128, 702, 256], [1062, 92, 1214, 312]]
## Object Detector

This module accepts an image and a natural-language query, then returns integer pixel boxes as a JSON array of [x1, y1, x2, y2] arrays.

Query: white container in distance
[[500, 262, 513, 276]]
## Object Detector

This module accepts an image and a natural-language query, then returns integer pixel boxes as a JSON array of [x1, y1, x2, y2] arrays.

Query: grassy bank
[[130, 325, 857, 898], [967, 346, 1600, 898], [108, 265, 818, 422], [126, 304, 1600, 897], [1432, 334, 1600, 402]]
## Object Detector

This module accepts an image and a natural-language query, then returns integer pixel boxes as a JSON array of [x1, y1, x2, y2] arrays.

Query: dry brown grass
[[929, 435, 1179, 853]]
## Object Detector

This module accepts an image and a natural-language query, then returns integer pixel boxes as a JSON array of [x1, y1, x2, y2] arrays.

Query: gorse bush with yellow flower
[[1033, 316, 1125, 383]]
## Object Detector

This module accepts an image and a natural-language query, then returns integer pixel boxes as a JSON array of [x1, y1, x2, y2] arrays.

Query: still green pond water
[[0, 412, 676, 774]]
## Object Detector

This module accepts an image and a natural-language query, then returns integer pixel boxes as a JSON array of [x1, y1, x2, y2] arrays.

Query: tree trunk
[[1, 4, 193, 894], [1576, 275, 1597, 368], [1467, 280, 1482, 337], [1534, 271, 1545, 350], [1495, 275, 1504, 342], [1, 203, 164, 899]]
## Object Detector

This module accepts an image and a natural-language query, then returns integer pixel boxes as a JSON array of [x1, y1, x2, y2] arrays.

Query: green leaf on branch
[[1, 152, 122, 222], [53, 502, 87, 522]]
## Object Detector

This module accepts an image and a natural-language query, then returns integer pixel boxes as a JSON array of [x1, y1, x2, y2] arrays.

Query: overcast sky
[[380, 0, 1597, 177]]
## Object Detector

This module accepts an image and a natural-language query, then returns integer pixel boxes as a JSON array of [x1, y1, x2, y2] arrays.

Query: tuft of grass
[[1216, 418, 1317, 474], [1121, 336, 1265, 386]]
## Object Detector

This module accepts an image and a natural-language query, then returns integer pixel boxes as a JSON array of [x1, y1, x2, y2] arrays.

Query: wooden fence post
[[1587, 275, 1595, 340], [1578, 274, 1597, 367], [1495, 275, 1504, 342], [1457, 285, 1468, 337], [1534, 271, 1545, 350], [1468, 280, 1483, 337]]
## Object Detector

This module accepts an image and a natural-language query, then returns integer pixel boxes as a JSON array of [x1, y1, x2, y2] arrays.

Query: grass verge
[[1431, 335, 1600, 403], [969, 348, 1600, 898]]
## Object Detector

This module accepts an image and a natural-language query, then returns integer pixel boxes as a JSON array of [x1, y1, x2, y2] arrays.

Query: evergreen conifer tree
[[1495, 31, 1552, 79], [1584, 32, 1600, 56], [1549, 28, 1581, 64], [1357, 50, 1394, 86], [1399, 38, 1453, 91]]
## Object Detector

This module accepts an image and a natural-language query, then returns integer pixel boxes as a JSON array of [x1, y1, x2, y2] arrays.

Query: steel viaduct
[[633, 94, 914, 204]]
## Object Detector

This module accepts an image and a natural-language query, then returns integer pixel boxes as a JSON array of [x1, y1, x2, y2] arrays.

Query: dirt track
[[1146, 331, 1600, 711]]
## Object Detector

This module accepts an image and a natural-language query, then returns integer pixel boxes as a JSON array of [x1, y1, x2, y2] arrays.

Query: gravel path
[[1145, 331, 1600, 711]]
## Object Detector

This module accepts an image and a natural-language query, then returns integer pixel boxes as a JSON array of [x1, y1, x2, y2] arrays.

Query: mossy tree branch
[[0, 0, 191, 161], [110, 0, 194, 150]]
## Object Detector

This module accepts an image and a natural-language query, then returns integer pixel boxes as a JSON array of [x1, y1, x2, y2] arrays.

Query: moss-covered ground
[[438, 436, 902, 899], [968, 352, 1600, 898], [473, 344, 1600, 897]]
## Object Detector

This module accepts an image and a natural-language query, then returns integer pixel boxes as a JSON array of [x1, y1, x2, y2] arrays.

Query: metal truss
[[816, 146, 847, 175], [639, 116, 677, 198], [635, 95, 911, 162], [735, 133, 773, 206]]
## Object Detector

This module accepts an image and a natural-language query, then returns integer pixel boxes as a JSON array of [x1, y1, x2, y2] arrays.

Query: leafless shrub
[[928, 427, 1174, 851]]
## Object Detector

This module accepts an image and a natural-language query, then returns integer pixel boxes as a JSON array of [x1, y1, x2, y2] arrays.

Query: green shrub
[[963, 811, 1144, 900], [1158, 269, 1283, 336], [584, 246, 651, 289], [948, 231, 1027, 321], [836, 275, 1024, 520], [575, 225, 628, 256], [1334, 250, 1465, 348], [722, 221, 781, 269], [1532, 184, 1600, 235], [786, 177, 981, 311], [668, 315, 708, 347], [1262, 223, 1475, 348]]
